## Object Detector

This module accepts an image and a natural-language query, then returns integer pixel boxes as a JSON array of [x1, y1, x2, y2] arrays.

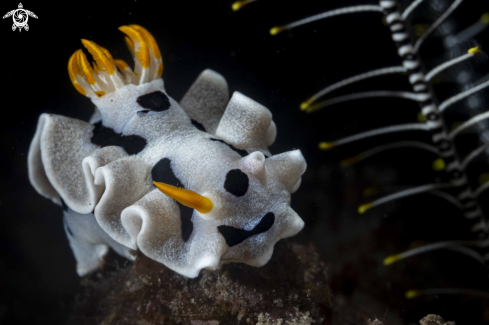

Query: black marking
[[137, 91, 171, 112], [152, 158, 184, 188], [179, 206, 194, 242], [151, 158, 193, 241], [211, 138, 248, 157], [218, 213, 275, 247], [91, 122, 147, 155], [224, 169, 249, 197], [191, 119, 206, 132]]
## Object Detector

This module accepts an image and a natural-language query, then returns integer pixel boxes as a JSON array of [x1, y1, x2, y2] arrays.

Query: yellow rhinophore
[[130, 25, 163, 79], [119, 25, 150, 69], [77, 50, 97, 86], [153, 181, 213, 214], [81, 39, 116, 75]]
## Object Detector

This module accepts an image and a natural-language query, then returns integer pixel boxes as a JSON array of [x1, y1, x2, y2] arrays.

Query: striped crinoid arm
[[375, 0, 485, 229], [68, 25, 163, 98], [235, 0, 489, 304], [267, 0, 489, 233]]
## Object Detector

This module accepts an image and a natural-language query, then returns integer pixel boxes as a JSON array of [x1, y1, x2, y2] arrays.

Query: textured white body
[[28, 70, 306, 278]]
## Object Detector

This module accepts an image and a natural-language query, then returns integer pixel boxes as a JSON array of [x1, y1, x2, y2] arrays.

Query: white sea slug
[[28, 25, 306, 278]]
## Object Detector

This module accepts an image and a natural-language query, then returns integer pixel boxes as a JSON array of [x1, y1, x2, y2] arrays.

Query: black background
[[1, 0, 489, 324]]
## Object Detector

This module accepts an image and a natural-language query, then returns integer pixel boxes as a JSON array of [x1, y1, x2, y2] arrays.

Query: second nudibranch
[[28, 25, 307, 278]]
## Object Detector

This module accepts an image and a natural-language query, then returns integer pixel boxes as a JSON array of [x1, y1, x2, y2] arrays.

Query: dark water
[[1, 0, 489, 323]]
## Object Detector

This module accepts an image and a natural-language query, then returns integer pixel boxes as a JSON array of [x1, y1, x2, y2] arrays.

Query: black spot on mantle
[[91, 122, 147, 155], [151, 158, 193, 241], [224, 169, 249, 197], [210, 138, 248, 157], [191, 119, 206, 132], [218, 213, 275, 247], [137, 91, 171, 112], [152, 158, 183, 188]]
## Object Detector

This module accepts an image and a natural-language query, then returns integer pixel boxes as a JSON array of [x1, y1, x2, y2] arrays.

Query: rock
[[420, 314, 455, 325], [69, 242, 332, 324], [366, 318, 384, 325]]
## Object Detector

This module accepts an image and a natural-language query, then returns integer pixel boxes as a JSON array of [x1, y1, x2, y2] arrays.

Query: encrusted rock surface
[[419, 314, 455, 325], [69, 242, 332, 324]]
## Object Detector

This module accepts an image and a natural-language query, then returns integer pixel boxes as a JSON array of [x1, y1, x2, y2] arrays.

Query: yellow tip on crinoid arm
[[232, 0, 256, 11], [270, 26, 285, 36], [383, 254, 401, 266], [481, 13, 489, 25], [319, 142, 335, 150], [432, 158, 446, 171], [232, 1, 245, 11], [468, 46, 481, 54], [300, 99, 313, 111], [340, 155, 361, 167], [357, 203, 373, 214], [405, 290, 421, 299], [417, 112, 427, 122], [153, 181, 213, 214], [232, 2, 243, 11]]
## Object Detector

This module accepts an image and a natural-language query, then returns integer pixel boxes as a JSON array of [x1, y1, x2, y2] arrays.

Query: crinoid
[[233, 0, 489, 323]]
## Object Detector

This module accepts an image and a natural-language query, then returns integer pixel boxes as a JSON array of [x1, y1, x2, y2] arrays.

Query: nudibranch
[[28, 25, 306, 278]]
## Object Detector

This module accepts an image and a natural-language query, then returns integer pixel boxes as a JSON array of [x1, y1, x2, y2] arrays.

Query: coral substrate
[[70, 242, 332, 324]]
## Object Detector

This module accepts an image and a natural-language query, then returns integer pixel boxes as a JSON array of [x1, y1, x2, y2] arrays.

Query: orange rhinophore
[[67, 25, 164, 98]]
